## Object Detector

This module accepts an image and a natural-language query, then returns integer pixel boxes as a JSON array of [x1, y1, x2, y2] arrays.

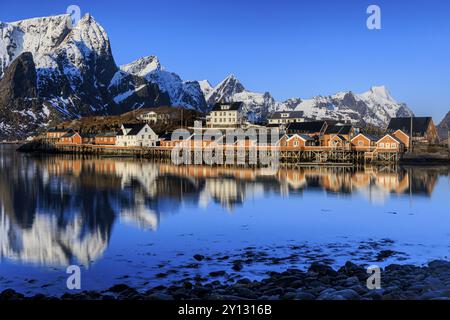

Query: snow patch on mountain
[[204, 75, 274, 122], [120, 56, 207, 112], [0, 14, 72, 77], [205, 74, 413, 126], [287, 86, 414, 126]]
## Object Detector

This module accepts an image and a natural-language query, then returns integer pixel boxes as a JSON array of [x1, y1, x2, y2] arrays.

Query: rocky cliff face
[[0, 52, 59, 140], [120, 56, 207, 112], [0, 14, 170, 139]]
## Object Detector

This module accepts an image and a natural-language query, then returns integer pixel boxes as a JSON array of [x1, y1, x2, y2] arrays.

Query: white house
[[206, 102, 242, 128], [137, 111, 158, 124], [267, 111, 305, 125], [137, 110, 172, 124], [116, 123, 158, 147]]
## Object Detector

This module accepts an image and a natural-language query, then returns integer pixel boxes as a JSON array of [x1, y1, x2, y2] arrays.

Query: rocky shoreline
[[2, 260, 450, 301]]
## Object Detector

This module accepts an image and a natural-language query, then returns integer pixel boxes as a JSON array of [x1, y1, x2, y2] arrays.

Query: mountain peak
[[368, 85, 393, 101], [206, 74, 245, 104], [120, 55, 162, 77]]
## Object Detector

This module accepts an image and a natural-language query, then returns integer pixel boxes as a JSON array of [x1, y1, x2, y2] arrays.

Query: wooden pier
[[24, 142, 403, 165]]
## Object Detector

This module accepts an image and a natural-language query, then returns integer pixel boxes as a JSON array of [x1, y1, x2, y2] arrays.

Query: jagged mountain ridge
[[203, 75, 275, 123], [0, 13, 160, 118], [0, 14, 198, 139], [202, 75, 414, 126], [0, 52, 59, 139], [1, 13, 416, 139], [120, 56, 207, 112]]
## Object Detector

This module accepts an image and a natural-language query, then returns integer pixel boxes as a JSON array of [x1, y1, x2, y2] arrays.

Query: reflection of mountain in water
[[0, 146, 447, 266]]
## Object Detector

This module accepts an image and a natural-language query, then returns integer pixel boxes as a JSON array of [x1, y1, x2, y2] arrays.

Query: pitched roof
[[159, 132, 173, 140], [287, 134, 315, 142], [330, 134, 347, 141], [387, 117, 432, 136], [268, 111, 305, 120], [351, 133, 379, 142], [286, 121, 327, 134], [211, 102, 242, 112], [325, 124, 353, 135], [377, 134, 403, 144], [61, 131, 80, 138], [122, 123, 148, 136]]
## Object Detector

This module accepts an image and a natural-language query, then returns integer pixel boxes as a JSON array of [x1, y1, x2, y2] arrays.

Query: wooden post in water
[[410, 116, 414, 153], [446, 130, 450, 161]]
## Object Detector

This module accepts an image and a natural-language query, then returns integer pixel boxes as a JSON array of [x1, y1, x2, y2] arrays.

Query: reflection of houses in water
[[351, 171, 372, 189], [407, 169, 438, 196], [0, 148, 445, 267], [277, 170, 307, 190], [374, 172, 410, 194], [201, 179, 244, 210]]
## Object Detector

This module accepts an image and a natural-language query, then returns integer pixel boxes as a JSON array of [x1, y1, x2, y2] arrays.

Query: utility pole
[[410, 116, 414, 153], [181, 108, 184, 128], [447, 129, 450, 150]]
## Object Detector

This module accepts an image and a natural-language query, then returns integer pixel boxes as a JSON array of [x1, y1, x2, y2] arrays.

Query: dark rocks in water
[[4, 260, 450, 300], [338, 261, 367, 280], [0, 289, 25, 300], [183, 281, 193, 290], [428, 260, 450, 269], [232, 261, 244, 271], [308, 262, 338, 276], [209, 270, 227, 277], [376, 250, 397, 261], [190, 286, 211, 298], [193, 254, 205, 261], [217, 255, 230, 261], [146, 293, 174, 300], [295, 291, 316, 300], [107, 284, 132, 293]]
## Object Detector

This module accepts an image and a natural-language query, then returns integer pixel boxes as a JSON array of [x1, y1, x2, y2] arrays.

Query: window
[[391, 143, 397, 149], [293, 141, 299, 147], [358, 141, 364, 146], [379, 143, 385, 148], [385, 143, 390, 149]]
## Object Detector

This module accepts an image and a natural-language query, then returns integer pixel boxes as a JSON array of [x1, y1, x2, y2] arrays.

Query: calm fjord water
[[0, 145, 449, 296]]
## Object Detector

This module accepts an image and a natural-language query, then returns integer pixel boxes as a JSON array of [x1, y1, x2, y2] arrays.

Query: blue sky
[[2, 0, 450, 121]]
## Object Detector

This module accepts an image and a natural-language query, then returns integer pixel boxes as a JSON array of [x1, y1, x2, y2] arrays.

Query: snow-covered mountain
[[120, 56, 207, 112], [285, 86, 414, 126], [203, 74, 413, 126], [202, 75, 275, 122], [0, 14, 170, 139], [1, 12, 416, 139]]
